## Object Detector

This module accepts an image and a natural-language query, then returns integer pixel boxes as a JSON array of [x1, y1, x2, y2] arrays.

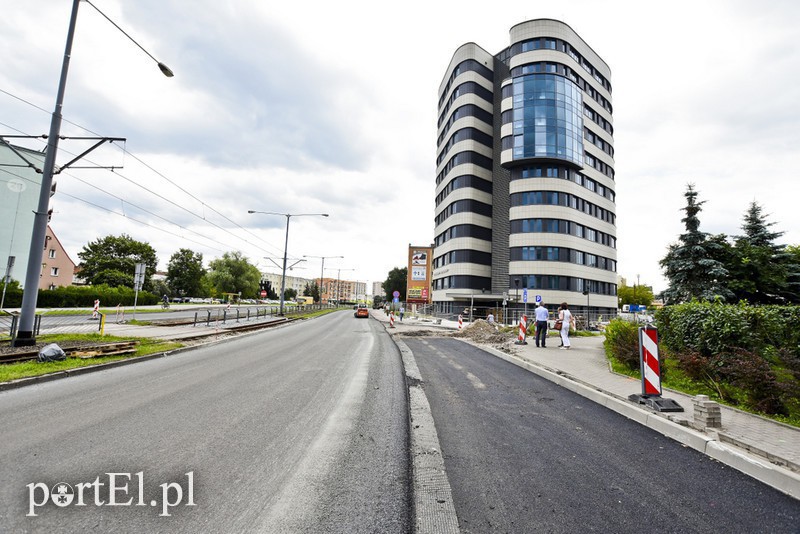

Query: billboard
[[406, 245, 432, 303]]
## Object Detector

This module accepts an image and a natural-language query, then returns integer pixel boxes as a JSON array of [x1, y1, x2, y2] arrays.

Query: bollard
[[193, 311, 198, 327], [389, 312, 395, 328], [458, 314, 463, 329], [206, 310, 211, 327]]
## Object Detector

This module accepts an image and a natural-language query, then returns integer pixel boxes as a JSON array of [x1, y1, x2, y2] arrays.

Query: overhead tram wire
[[57, 191, 225, 253], [0, 164, 233, 256], [0, 87, 286, 256]]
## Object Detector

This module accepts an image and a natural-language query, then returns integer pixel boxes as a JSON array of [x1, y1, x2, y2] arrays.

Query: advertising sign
[[406, 245, 432, 304]]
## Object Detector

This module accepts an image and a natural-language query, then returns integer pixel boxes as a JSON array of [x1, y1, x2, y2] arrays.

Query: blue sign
[[535, 294, 542, 303], [522, 288, 528, 303], [393, 297, 399, 303]]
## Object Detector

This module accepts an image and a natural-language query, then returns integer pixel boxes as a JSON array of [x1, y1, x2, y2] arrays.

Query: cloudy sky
[[2, 0, 799, 293]]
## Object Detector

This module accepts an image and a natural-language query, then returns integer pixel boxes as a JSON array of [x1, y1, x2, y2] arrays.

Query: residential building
[[260, 271, 312, 297], [39, 226, 76, 290], [433, 19, 617, 319], [321, 278, 366, 303], [0, 142, 47, 289], [372, 281, 383, 300]]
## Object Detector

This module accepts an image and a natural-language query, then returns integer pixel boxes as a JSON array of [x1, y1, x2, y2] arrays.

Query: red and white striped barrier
[[458, 314, 463, 329], [629, 326, 683, 412], [517, 315, 528, 344], [389, 312, 395, 328], [639, 326, 661, 395], [92, 299, 99, 319]]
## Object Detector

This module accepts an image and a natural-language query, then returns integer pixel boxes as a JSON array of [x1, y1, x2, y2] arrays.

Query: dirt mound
[[395, 330, 441, 337], [452, 319, 515, 344]]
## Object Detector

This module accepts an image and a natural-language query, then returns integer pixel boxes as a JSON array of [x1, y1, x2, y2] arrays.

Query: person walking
[[534, 302, 548, 347], [558, 302, 574, 349], [399, 306, 405, 321]]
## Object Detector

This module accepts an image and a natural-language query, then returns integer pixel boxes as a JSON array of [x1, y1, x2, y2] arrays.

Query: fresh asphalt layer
[[405, 336, 799, 533], [381, 313, 800, 503]]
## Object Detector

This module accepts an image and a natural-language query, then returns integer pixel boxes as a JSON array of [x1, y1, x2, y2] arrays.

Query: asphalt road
[[0, 311, 410, 533], [408, 337, 799, 534]]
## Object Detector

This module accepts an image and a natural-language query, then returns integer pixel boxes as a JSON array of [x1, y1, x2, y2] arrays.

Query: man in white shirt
[[534, 302, 549, 347]]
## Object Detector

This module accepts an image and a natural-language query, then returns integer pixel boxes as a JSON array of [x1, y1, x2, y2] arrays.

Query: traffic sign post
[[628, 325, 683, 412]]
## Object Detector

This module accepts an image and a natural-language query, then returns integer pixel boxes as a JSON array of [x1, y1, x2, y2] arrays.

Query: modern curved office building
[[433, 19, 617, 320]]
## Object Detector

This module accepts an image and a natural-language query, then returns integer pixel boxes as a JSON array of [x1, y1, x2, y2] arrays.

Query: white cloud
[[2, 0, 799, 292]]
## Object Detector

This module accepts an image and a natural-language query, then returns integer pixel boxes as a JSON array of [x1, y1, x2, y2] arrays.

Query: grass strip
[[0, 334, 182, 383]]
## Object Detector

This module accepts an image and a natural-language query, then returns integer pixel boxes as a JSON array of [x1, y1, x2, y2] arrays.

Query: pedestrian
[[534, 302, 548, 347], [487, 312, 495, 324], [399, 306, 405, 321], [558, 302, 574, 349]]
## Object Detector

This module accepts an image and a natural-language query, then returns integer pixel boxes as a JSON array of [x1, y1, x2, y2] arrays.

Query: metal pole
[[469, 294, 474, 323], [279, 215, 290, 316], [319, 257, 325, 304], [14, 0, 81, 346]]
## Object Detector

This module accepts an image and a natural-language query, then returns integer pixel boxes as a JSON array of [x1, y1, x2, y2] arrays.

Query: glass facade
[[511, 74, 583, 166]]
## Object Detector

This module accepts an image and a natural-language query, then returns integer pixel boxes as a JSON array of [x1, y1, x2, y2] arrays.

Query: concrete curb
[[393, 337, 460, 533], [468, 340, 800, 501]]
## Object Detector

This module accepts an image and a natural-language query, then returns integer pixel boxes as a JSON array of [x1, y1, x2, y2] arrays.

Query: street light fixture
[[14, 0, 174, 346], [303, 255, 343, 304], [248, 211, 329, 315], [582, 289, 590, 330]]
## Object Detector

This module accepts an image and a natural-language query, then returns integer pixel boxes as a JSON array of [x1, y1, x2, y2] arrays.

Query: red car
[[354, 305, 369, 318]]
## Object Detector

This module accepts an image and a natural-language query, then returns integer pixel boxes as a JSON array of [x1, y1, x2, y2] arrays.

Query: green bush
[[1, 284, 158, 308], [603, 318, 640, 371], [654, 302, 800, 416], [656, 301, 800, 357]]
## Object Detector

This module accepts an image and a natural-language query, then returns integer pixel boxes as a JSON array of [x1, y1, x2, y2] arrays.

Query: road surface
[[408, 336, 799, 533], [0, 310, 410, 532]]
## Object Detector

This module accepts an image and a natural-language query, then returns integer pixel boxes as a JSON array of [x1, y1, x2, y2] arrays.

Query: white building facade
[[433, 19, 617, 318]]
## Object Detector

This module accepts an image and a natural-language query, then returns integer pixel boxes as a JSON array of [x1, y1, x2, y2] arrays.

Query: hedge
[[602, 302, 800, 417], [1, 284, 158, 308]]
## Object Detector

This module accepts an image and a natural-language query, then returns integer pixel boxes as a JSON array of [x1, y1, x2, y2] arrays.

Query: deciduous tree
[[77, 234, 158, 289], [167, 248, 206, 298], [382, 267, 407, 302], [206, 252, 261, 298]]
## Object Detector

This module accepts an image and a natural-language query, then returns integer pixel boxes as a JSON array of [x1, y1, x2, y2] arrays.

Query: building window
[[51, 267, 59, 277], [48, 249, 56, 259], [510, 73, 584, 166]]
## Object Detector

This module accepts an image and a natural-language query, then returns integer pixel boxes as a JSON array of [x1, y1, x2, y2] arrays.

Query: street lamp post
[[303, 255, 343, 304], [13, 0, 173, 346], [248, 211, 328, 315], [582, 289, 590, 330]]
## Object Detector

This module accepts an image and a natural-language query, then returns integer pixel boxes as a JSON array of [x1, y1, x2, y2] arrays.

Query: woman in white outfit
[[559, 302, 574, 349]]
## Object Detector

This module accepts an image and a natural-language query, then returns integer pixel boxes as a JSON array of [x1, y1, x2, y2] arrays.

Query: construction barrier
[[458, 314, 463, 329], [389, 312, 395, 328], [628, 325, 683, 412], [516, 315, 528, 344], [92, 299, 99, 320], [640, 325, 661, 395]]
